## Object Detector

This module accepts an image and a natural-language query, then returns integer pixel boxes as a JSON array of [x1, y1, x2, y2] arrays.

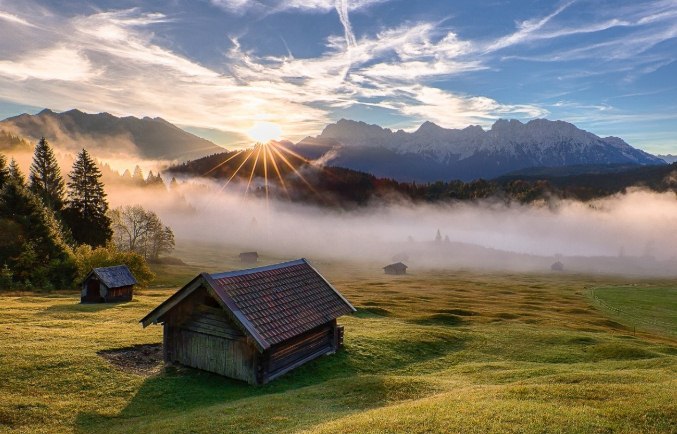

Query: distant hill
[[167, 143, 677, 208], [497, 163, 648, 178], [0, 109, 223, 161], [295, 118, 664, 181], [657, 154, 677, 163], [495, 162, 677, 200], [0, 129, 32, 152]]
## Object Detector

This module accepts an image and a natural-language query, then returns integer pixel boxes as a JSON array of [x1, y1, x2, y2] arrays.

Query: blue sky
[[0, 0, 675, 153]]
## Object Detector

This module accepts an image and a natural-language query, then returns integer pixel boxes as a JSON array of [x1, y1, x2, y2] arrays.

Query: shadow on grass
[[73, 350, 359, 432], [354, 307, 392, 317], [42, 301, 123, 314], [410, 313, 465, 326], [74, 332, 466, 432]]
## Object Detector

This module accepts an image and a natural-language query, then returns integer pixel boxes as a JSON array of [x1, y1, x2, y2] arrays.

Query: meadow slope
[[0, 259, 675, 433]]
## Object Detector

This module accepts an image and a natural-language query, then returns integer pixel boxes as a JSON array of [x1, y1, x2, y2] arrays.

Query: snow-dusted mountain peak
[[295, 118, 663, 181]]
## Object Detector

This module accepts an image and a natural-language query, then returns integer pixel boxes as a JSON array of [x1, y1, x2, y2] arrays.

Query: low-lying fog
[[7, 148, 677, 276], [108, 178, 677, 277]]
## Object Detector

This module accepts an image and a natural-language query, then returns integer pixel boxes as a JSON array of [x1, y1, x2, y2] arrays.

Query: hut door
[[86, 279, 101, 302]]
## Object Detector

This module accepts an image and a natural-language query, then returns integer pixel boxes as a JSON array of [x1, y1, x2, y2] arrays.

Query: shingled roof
[[140, 259, 355, 351], [86, 265, 137, 289], [384, 262, 407, 271]]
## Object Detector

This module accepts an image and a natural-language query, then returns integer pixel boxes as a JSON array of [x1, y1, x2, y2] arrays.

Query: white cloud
[[336, 0, 357, 48], [0, 3, 551, 142], [0, 46, 96, 81], [485, 1, 574, 52], [4, 0, 674, 146], [0, 10, 35, 27], [389, 86, 548, 128], [210, 0, 388, 14]]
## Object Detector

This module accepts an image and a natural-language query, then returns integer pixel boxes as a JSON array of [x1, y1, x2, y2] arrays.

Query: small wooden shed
[[239, 251, 259, 264], [384, 262, 407, 275], [140, 259, 355, 384], [81, 265, 137, 303]]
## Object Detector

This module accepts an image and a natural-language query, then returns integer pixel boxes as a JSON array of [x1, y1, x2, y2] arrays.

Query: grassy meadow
[[0, 246, 676, 433]]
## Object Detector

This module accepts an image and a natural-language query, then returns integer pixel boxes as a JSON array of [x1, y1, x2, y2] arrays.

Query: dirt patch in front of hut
[[98, 343, 163, 376]]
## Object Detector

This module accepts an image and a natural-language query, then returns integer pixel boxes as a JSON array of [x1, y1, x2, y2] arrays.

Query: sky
[[0, 0, 675, 153]]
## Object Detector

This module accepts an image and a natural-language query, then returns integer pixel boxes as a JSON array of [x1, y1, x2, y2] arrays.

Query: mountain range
[[295, 118, 664, 181], [0, 109, 223, 161], [0, 109, 667, 182]]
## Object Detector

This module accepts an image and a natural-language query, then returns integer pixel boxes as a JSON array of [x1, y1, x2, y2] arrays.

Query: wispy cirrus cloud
[[0, 0, 675, 151], [485, 0, 575, 52], [210, 0, 385, 48], [0, 2, 549, 141], [0, 46, 96, 81], [0, 10, 36, 27]]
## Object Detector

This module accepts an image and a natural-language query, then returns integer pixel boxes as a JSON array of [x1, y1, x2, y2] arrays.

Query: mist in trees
[[1, 139, 164, 290], [109, 205, 175, 262], [29, 137, 65, 212], [0, 154, 8, 189], [8, 159, 25, 185]]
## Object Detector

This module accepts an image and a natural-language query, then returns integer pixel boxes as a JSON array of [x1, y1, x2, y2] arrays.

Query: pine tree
[[132, 165, 145, 185], [146, 170, 165, 188], [63, 149, 112, 247], [29, 137, 65, 211], [8, 158, 25, 186], [0, 153, 8, 190], [0, 179, 75, 288]]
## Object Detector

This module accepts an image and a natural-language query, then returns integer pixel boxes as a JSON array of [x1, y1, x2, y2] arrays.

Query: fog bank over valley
[[105, 177, 677, 277]]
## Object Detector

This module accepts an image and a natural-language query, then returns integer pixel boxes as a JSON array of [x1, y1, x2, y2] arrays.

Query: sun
[[247, 121, 282, 143]]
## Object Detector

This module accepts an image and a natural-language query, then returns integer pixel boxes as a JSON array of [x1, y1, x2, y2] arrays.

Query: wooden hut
[[384, 262, 407, 275], [239, 251, 259, 264], [81, 265, 137, 303], [140, 259, 355, 384], [551, 261, 564, 272]]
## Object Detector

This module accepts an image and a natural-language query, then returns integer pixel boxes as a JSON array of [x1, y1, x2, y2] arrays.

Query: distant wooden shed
[[81, 265, 137, 303], [384, 262, 407, 275], [140, 259, 355, 384], [239, 251, 258, 264]]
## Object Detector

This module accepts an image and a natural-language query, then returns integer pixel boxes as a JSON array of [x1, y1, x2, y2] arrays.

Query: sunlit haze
[[247, 122, 282, 143]]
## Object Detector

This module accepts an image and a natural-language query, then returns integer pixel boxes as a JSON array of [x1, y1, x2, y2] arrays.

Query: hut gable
[[384, 262, 408, 275], [141, 259, 355, 383], [81, 265, 137, 303]]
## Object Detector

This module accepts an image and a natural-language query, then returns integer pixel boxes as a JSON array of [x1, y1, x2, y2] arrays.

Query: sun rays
[[200, 140, 323, 207]]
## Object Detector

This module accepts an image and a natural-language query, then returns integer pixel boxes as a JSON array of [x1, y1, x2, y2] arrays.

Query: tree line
[[0, 138, 175, 290]]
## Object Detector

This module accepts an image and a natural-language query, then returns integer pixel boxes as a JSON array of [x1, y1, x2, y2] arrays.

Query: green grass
[[589, 285, 677, 337], [1, 258, 676, 433]]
